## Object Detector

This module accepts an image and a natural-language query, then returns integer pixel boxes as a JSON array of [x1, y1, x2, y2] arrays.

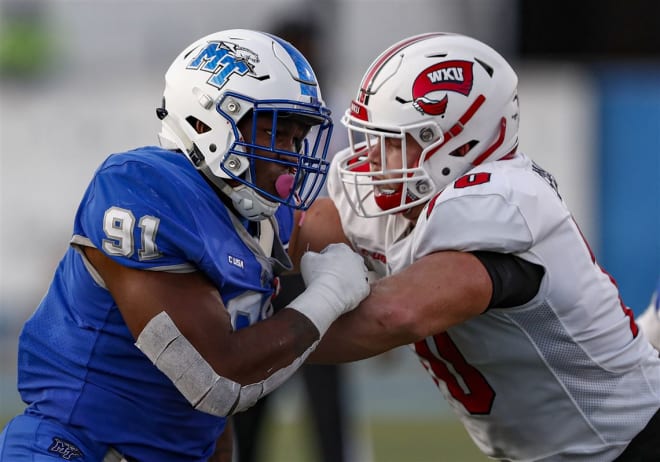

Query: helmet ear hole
[[186, 116, 211, 134], [449, 140, 477, 158]]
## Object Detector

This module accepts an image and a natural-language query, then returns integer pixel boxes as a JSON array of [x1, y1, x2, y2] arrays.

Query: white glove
[[288, 243, 370, 336], [637, 290, 660, 351]]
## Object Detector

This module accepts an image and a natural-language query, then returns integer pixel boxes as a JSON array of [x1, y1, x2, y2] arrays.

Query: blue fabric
[[0, 414, 106, 461], [12, 147, 289, 461]]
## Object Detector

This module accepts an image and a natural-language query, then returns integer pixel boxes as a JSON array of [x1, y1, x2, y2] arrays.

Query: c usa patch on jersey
[[48, 436, 83, 460]]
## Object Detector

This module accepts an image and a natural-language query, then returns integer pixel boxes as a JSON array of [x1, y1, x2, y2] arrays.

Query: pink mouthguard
[[275, 174, 295, 199]]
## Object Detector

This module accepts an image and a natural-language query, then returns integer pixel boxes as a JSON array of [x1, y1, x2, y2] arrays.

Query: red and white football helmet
[[339, 32, 519, 217]]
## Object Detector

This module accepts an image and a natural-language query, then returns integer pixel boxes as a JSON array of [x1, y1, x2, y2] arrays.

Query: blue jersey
[[16, 146, 292, 461]]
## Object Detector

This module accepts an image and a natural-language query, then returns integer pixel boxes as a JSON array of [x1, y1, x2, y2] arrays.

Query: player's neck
[[198, 170, 243, 219]]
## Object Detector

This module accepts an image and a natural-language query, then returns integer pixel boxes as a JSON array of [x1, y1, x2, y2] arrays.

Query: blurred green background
[[258, 418, 488, 462]]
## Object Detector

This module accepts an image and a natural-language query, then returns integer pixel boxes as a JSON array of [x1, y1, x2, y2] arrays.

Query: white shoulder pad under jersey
[[402, 152, 568, 270], [327, 148, 409, 277], [400, 153, 660, 461]]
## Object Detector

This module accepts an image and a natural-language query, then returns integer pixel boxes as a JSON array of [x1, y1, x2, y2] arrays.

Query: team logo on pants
[[48, 437, 83, 460]]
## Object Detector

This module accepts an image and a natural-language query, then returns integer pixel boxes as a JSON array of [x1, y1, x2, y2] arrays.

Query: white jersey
[[328, 148, 660, 461], [637, 278, 660, 351]]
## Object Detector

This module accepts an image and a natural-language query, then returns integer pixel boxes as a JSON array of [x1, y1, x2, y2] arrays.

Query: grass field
[[254, 416, 489, 462], [0, 414, 488, 462]]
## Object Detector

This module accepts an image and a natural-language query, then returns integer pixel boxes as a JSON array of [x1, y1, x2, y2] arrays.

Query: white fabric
[[327, 148, 409, 277], [288, 243, 370, 335], [637, 290, 660, 351], [136, 311, 317, 417], [329, 150, 660, 461]]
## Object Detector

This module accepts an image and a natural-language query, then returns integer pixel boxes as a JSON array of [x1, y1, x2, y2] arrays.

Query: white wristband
[[288, 285, 340, 336]]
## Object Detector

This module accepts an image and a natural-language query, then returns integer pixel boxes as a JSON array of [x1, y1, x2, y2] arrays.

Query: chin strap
[[199, 164, 279, 221], [229, 183, 279, 222], [159, 112, 278, 222], [158, 111, 195, 153]]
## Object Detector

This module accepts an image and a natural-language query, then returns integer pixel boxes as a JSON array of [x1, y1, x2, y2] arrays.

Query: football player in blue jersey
[[0, 29, 369, 462]]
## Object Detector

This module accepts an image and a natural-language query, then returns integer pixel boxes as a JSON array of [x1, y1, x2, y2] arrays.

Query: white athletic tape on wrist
[[136, 311, 317, 416], [287, 288, 337, 336]]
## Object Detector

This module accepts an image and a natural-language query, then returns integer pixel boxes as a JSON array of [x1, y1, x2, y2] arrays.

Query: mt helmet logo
[[186, 41, 260, 90], [411, 60, 474, 116]]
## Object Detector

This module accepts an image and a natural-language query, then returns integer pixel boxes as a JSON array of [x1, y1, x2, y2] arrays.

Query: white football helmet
[[158, 29, 333, 221], [339, 32, 519, 217]]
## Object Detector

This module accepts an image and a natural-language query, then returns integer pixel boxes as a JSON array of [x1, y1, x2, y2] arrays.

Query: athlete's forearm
[[309, 278, 417, 363], [309, 251, 492, 363], [138, 308, 319, 417], [223, 308, 320, 384]]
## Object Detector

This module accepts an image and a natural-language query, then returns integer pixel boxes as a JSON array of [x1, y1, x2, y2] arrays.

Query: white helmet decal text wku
[[412, 60, 474, 116]]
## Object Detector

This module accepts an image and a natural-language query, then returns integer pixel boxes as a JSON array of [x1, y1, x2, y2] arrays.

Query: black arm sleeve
[[471, 251, 545, 309], [272, 273, 307, 312]]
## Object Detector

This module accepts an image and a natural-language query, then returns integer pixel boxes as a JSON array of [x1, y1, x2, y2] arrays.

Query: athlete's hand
[[301, 243, 370, 309], [288, 243, 370, 336]]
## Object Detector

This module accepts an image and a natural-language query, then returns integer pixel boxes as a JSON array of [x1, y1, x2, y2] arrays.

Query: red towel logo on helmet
[[412, 60, 474, 116]]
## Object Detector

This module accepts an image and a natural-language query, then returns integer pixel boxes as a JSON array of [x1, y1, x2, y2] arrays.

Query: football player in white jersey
[[290, 33, 660, 461]]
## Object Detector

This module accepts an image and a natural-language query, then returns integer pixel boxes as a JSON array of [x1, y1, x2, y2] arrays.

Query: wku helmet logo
[[412, 60, 474, 115], [186, 41, 260, 90]]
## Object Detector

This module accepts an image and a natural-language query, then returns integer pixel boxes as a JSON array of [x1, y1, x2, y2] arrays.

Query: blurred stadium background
[[1, 1, 658, 461]]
